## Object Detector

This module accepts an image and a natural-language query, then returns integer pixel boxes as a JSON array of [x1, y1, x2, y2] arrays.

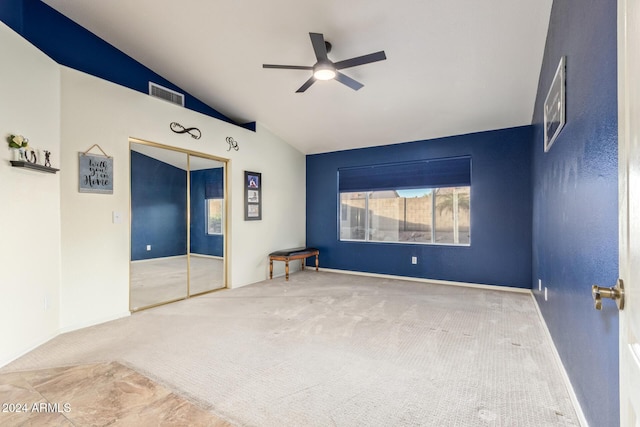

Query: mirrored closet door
[[129, 141, 226, 311], [188, 154, 226, 295]]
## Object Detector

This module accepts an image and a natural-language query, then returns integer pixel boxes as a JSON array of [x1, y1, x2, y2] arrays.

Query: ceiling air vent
[[148, 82, 185, 107]]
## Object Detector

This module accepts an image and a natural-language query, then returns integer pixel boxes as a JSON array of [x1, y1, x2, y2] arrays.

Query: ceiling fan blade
[[263, 64, 313, 70], [335, 72, 364, 91], [334, 51, 387, 70], [309, 32, 329, 61], [296, 76, 317, 93]]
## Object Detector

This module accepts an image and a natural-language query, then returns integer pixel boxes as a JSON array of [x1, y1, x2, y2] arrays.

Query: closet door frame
[[128, 138, 229, 312]]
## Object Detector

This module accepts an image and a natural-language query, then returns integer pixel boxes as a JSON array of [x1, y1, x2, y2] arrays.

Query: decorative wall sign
[[226, 136, 239, 151], [245, 171, 262, 220], [170, 122, 201, 139], [79, 144, 113, 194], [544, 56, 566, 152]]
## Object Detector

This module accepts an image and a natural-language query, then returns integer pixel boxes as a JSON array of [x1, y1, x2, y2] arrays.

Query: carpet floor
[[1, 271, 579, 426]]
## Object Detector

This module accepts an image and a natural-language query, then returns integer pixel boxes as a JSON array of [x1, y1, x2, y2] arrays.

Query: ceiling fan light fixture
[[313, 63, 336, 80], [263, 32, 386, 92]]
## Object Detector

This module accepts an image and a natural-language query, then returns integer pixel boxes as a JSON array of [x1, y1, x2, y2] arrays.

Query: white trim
[[618, 2, 635, 426], [59, 311, 131, 334], [0, 331, 59, 369], [130, 255, 186, 264], [131, 254, 224, 263], [530, 293, 589, 427], [339, 238, 471, 247], [318, 267, 530, 293], [190, 253, 224, 260]]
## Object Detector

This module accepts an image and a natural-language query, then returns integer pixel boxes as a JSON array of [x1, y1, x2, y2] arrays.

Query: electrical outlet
[[44, 295, 50, 311], [544, 287, 548, 301], [112, 211, 123, 224], [411, 256, 417, 265], [538, 279, 542, 292], [146, 245, 151, 251]]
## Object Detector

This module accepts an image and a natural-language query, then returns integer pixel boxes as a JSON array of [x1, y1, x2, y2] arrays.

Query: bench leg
[[269, 259, 273, 279], [285, 260, 289, 281], [301, 259, 305, 271], [315, 254, 319, 271]]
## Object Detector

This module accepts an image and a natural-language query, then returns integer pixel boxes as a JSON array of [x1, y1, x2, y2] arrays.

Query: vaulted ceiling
[[42, 0, 552, 154]]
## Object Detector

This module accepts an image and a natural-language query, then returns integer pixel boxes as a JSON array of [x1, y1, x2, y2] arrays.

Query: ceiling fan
[[263, 32, 387, 93]]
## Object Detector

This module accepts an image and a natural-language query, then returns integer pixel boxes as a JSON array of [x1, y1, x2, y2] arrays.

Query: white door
[[618, 1, 640, 424]]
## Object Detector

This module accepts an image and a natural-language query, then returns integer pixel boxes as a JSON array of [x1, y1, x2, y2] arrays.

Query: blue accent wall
[[131, 151, 187, 261], [0, 0, 256, 132], [306, 126, 533, 288], [532, 1, 619, 425], [190, 168, 224, 257], [0, 0, 23, 33]]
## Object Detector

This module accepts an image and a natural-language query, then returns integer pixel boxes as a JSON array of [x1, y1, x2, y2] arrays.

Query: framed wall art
[[78, 144, 113, 194], [245, 171, 262, 220], [544, 56, 566, 152]]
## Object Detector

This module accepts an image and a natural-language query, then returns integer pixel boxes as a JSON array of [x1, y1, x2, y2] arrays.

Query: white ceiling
[[43, 0, 552, 155]]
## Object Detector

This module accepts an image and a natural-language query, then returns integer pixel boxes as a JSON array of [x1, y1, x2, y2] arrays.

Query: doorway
[[128, 139, 227, 311]]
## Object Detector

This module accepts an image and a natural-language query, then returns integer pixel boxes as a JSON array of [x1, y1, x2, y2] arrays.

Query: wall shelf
[[10, 160, 59, 174]]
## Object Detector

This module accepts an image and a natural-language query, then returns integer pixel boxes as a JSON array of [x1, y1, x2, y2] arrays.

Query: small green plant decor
[[7, 134, 30, 161], [7, 134, 29, 149]]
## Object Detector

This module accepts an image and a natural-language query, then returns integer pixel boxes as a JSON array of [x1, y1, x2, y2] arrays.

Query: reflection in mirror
[[189, 155, 225, 295], [129, 142, 189, 310]]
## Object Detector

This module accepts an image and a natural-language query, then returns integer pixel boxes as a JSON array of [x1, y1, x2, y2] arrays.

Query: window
[[338, 157, 471, 246], [340, 187, 469, 245], [203, 169, 224, 235], [207, 199, 223, 235]]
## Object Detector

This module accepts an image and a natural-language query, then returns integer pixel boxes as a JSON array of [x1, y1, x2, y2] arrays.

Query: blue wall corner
[[1, 0, 255, 131], [531, 1, 619, 425], [306, 125, 533, 288], [190, 168, 224, 257], [131, 151, 187, 261], [241, 122, 257, 132], [0, 0, 23, 34]]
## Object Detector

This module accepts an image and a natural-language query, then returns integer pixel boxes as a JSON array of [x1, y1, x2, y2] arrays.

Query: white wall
[[0, 22, 306, 365], [59, 68, 306, 331], [0, 23, 61, 365]]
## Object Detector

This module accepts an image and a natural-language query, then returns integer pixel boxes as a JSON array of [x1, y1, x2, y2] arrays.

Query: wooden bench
[[269, 247, 319, 281]]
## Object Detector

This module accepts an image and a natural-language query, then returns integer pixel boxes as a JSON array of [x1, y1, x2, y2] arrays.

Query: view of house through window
[[340, 187, 470, 245], [207, 199, 223, 235]]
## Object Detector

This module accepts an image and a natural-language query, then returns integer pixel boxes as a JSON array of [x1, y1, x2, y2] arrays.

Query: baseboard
[[0, 331, 59, 369], [132, 254, 223, 263], [317, 267, 531, 293], [59, 311, 131, 334], [131, 255, 186, 264], [190, 254, 224, 260], [530, 293, 589, 427]]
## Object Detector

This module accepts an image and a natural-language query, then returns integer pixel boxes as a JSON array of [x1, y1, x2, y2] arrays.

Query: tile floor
[[0, 361, 232, 426]]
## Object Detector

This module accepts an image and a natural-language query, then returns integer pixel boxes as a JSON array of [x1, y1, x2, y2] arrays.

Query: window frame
[[206, 198, 224, 235], [338, 186, 470, 246]]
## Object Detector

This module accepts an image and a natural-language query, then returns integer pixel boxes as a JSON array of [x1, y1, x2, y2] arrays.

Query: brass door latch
[[592, 279, 625, 311]]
